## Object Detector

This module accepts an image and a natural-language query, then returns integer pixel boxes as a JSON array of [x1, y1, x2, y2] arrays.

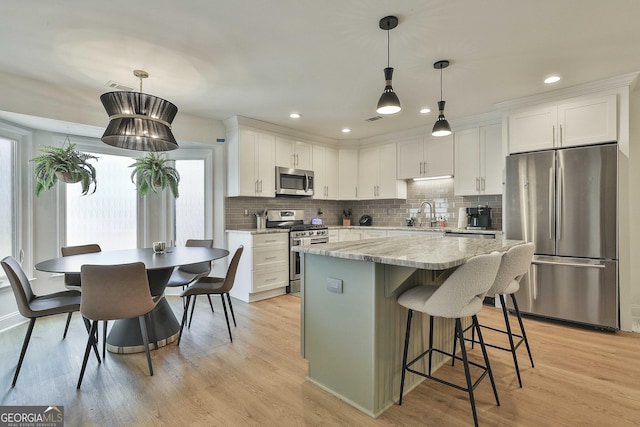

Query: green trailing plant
[[31, 142, 98, 197], [129, 152, 180, 198]]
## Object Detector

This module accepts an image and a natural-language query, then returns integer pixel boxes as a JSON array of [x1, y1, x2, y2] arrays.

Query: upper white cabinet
[[312, 145, 338, 200], [358, 143, 407, 199], [228, 128, 276, 197], [397, 135, 454, 180], [509, 94, 617, 153], [338, 148, 359, 200], [454, 124, 503, 196], [275, 136, 313, 170]]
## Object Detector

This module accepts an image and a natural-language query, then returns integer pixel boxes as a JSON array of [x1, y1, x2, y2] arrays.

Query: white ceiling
[[1, 0, 639, 141]]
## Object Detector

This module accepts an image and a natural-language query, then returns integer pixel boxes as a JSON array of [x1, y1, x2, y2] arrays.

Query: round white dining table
[[35, 246, 230, 353]]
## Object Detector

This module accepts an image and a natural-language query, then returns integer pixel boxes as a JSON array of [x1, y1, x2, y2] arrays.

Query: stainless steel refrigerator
[[505, 143, 618, 329]]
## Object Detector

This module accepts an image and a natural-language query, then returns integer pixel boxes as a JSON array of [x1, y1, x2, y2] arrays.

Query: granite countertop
[[292, 234, 523, 270], [226, 228, 289, 235], [329, 225, 503, 235]]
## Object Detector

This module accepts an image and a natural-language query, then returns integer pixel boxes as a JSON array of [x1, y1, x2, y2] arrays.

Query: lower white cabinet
[[361, 229, 388, 240], [226, 231, 289, 302]]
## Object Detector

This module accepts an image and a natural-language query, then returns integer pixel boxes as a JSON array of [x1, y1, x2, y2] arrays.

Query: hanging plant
[[30, 140, 98, 197], [129, 152, 180, 198]]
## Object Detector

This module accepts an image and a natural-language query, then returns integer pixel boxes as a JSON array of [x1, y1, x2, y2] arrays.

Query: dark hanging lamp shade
[[376, 67, 401, 115], [100, 91, 179, 151], [432, 100, 452, 137]]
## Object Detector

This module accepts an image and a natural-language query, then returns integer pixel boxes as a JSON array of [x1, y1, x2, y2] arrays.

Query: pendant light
[[376, 16, 401, 115], [100, 70, 179, 151], [432, 60, 452, 137]]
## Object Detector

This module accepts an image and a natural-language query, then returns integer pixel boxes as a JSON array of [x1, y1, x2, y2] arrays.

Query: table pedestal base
[[106, 297, 181, 354]]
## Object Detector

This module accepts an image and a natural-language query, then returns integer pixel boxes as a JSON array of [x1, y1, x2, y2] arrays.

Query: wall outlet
[[326, 277, 343, 293], [244, 209, 249, 216]]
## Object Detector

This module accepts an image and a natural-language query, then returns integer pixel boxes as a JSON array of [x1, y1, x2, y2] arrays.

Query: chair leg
[[221, 294, 233, 342], [398, 309, 413, 405], [456, 318, 480, 427], [188, 295, 197, 328], [473, 315, 500, 407], [428, 315, 434, 375], [138, 316, 153, 376], [102, 321, 108, 359], [12, 318, 36, 387], [178, 296, 191, 345], [207, 295, 215, 313], [82, 317, 101, 364], [63, 312, 73, 339], [77, 320, 98, 389], [500, 294, 523, 387], [511, 293, 534, 367], [226, 293, 237, 327]]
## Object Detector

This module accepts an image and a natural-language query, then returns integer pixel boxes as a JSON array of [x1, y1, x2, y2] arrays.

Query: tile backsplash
[[225, 178, 502, 230]]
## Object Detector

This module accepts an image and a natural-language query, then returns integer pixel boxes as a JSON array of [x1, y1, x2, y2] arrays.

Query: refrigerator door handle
[[557, 167, 563, 240], [532, 259, 606, 269], [549, 168, 555, 240]]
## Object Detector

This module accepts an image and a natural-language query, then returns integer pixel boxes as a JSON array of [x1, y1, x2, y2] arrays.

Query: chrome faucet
[[417, 200, 438, 227]]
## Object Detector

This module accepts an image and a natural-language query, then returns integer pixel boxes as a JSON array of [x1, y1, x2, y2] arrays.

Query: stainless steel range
[[266, 209, 328, 293]]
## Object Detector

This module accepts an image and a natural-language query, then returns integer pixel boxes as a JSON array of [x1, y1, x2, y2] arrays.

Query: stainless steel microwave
[[275, 167, 314, 197]]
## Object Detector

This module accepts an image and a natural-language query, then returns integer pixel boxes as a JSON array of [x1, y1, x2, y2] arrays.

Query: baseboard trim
[[0, 311, 27, 333]]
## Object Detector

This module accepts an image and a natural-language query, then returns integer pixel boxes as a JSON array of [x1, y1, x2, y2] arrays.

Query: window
[[66, 151, 137, 250], [174, 159, 205, 246], [0, 137, 16, 259]]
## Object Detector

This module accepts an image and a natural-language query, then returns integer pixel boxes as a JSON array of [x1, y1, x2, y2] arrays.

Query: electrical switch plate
[[326, 277, 343, 293]]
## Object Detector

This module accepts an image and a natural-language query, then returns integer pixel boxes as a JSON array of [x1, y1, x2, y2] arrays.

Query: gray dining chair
[[60, 244, 102, 344], [166, 239, 215, 310], [1, 255, 100, 387], [77, 262, 160, 389], [178, 246, 243, 344]]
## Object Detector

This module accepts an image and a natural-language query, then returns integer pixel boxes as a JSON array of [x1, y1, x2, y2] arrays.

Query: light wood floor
[[1, 294, 639, 426]]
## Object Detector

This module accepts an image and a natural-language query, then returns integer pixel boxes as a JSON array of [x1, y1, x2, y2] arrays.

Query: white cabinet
[[275, 136, 313, 170], [397, 135, 454, 180], [358, 143, 407, 199], [338, 149, 359, 200], [227, 231, 289, 302], [228, 128, 276, 197], [328, 229, 340, 243], [509, 94, 617, 153], [312, 145, 338, 200], [454, 124, 503, 195]]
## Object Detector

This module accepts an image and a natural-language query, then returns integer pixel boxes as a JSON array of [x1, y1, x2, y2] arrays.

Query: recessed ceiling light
[[289, 113, 302, 119], [341, 128, 351, 133], [419, 107, 431, 114], [544, 75, 561, 84]]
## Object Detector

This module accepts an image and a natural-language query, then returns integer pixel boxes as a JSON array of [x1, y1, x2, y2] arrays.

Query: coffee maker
[[466, 205, 492, 229]]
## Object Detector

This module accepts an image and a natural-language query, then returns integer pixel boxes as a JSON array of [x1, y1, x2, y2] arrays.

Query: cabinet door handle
[[259, 179, 263, 193], [419, 161, 423, 175], [559, 125, 563, 145], [481, 177, 485, 191], [423, 162, 427, 175], [476, 177, 480, 191], [265, 256, 277, 260], [552, 125, 556, 146], [355, 187, 358, 198], [255, 180, 258, 193]]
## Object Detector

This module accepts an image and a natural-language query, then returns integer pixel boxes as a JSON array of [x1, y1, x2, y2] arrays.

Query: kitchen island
[[293, 234, 523, 417]]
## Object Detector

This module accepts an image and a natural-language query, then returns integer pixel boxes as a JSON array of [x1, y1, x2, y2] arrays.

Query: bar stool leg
[[398, 309, 413, 405], [499, 294, 522, 387], [473, 315, 500, 406], [511, 294, 534, 367], [455, 318, 480, 427]]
